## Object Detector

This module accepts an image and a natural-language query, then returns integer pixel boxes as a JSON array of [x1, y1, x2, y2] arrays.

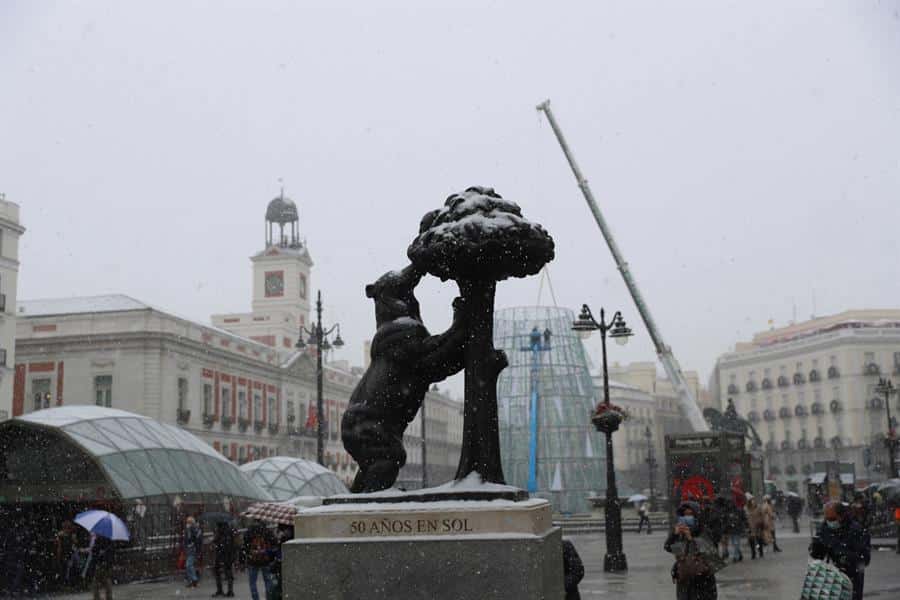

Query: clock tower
[[211, 192, 312, 350]]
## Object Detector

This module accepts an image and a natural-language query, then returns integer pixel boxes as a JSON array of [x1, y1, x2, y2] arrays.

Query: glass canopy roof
[[16, 406, 271, 501], [240, 456, 348, 501]]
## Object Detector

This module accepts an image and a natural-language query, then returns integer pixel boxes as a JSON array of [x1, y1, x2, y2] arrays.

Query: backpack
[[249, 531, 273, 564]]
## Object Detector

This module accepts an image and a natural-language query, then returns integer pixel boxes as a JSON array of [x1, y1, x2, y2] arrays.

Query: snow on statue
[[409, 186, 554, 484]]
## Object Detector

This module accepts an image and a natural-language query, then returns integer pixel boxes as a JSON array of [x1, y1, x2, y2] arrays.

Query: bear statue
[[341, 264, 468, 493]]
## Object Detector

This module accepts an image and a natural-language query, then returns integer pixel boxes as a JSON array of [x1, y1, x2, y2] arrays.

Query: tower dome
[[266, 196, 299, 224], [266, 191, 300, 247]]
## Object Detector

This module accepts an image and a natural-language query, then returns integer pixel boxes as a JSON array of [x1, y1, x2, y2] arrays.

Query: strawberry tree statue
[[408, 186, 554, 484]]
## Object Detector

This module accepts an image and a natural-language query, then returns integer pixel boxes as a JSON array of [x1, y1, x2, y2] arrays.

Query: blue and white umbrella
[[75, 510, 130, 541]]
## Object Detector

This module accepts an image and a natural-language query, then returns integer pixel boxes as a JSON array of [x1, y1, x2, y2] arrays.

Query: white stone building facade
[[12, 194, 466, 489], [712, 310, 900, 492], [0, 194, 24, 421]]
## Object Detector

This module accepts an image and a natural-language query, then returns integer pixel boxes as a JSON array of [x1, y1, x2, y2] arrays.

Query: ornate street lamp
[[572, 304, 632, 573], [520, 326, 552, 493], [876, 378, 898, 478], [296, 290, 344, 465]]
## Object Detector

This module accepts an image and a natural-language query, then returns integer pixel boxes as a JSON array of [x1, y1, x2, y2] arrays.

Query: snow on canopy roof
[[240, 456, 348, 501], [15, 406, 271, 501]]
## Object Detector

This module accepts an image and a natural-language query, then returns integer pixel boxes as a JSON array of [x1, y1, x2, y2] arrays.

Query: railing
[[253, 419, 265, 432], [202, 413, 215, 427], [221, 415, 234, 428], [864, 363, 881, 376], [177, 408, 191, 424], [268, 423, 280, 435], [239, 417, 251, 432], [827, 366, 840, 379]]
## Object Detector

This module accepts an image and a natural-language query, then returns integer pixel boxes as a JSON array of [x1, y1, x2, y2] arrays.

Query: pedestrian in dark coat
[[786, 495, 803, 534], [664, 501, 718, 600], [211, 521, 236, 597], [809, 502, 870, 600], [561, 539, 584, 600]]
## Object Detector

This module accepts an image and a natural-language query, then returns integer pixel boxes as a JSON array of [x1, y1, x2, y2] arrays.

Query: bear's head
[[365, 264, 424, 326]]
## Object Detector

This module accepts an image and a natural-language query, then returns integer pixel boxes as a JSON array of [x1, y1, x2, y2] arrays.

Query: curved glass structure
[[0, 406, 270, 502], [240, 456, 348, 501], [495, 306, 604, 514]]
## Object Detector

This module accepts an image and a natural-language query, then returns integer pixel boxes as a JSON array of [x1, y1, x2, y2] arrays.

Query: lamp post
[[295, 290, 344, 465], [573, 304, 632, 573], [520, 326, 553, 493], [644, 426, 658, 513], [876, 378, 898, 478]]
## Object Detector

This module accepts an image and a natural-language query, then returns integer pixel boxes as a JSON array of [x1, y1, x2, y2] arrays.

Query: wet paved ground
[[49, 521, 900, 599]]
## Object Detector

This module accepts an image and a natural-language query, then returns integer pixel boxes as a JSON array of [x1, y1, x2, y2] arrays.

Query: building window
[[177, 378, 189, 411], [894, 352, 900, 372], [239, 390, 248, 419], [287, 400, 296, 425], [32, 378, 51, 412], [268, 396, 277, 424], [254, 393, 262, 422], [203, 383, 213, 416], [221, 387, 231, 419], [94, 376, 112, 408]]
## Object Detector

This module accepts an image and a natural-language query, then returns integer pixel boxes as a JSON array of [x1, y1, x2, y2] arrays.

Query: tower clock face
[[265, 271, 284, 297]]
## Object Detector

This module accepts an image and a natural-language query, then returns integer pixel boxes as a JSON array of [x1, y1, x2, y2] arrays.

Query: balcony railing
[[793, 373, 806, 385], [864, 363, 880, 376], [813, 437, 825, 449], [811, 402, 824, 416], [221, 415, 234, 429], [809, 369, 820, 383], [781, 440, 792, 450], [727, 384, 739, 395], [830, 400, 842, 413], [777, 376, 790, 388], [797, 439, 808, 450], [177, 408, 191, 424], [827, 366, 839, 379], [268, 423, 280, 435], [761, 378, 773, 390], [746, 381, 758, 393], [202, 413, 215, 427], [779, 407, 792, 419], [238, 417, 250, 432], [289, 426, 318, 438], [869, 397, 884, 410], [794, 405, 808, 417], [253, 419, 265, 432]]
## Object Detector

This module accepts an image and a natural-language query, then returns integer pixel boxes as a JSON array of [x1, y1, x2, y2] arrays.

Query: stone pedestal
[[283, 497, 564, 600]]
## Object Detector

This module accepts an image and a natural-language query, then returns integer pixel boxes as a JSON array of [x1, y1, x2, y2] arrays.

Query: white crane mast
[[537, 99, 708, 432]]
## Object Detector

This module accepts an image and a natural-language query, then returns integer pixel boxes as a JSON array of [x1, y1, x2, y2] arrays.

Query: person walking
[[183, 516, 203, 588], [721, 499, 744, 563], [85, 533, 114, 600], [55, 520, 81, 589], [664, 501, 718, 600], [786, 494, 803, 534], [211, 521, 237, 598], [746, 498, 766, 559], [242, 520, 278, 600], [762, 496, 781, 553], [561, 539, 584, 600], [809, 501, 870, 600], [637, 502, 652, 534]]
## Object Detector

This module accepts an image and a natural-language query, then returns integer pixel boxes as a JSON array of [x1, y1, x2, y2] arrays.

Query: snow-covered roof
[[18, 294, 279, 358], [18, 294, 150, 317]]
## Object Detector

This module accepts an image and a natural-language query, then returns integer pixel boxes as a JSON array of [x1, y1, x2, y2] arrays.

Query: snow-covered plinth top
[[325, 472, 527, 505]]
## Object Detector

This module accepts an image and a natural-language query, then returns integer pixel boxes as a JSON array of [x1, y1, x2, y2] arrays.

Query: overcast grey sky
[[2, 2, 899, 393]]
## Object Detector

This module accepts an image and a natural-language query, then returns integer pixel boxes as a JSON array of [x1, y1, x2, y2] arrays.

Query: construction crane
[[537, 99, 708, 432]]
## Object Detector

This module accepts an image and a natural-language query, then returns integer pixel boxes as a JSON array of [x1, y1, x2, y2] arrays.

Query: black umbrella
[[199, 511, 235, 525]]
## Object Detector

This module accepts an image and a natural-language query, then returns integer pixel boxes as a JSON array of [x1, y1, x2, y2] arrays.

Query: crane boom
[[537, 99, 708, 432]]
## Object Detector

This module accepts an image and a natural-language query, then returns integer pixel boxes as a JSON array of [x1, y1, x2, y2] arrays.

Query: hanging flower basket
[[592, 402, 627, 434]]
